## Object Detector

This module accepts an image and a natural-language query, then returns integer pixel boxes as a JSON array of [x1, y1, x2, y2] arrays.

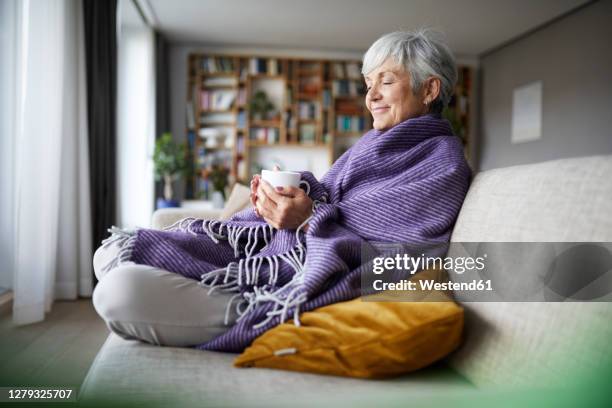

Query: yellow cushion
[[234, 268, 463, 378]]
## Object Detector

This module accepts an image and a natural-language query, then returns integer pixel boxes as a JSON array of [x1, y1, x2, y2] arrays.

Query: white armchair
[[151, 184, 252, 230]]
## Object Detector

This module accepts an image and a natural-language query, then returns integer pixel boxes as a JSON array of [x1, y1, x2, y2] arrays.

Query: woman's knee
[[93, 244, 120, 281], [92, 265, 148, 322]]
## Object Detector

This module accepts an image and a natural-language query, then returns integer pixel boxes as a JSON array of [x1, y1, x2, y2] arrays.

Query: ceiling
[[131, 0, 590, 56]]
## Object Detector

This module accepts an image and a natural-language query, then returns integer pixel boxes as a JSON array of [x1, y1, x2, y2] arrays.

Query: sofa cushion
[[235, 269, 463, 379], [447, 155, 612, 388], [79, 332, 474, 407], [219, 183, 252, 220]]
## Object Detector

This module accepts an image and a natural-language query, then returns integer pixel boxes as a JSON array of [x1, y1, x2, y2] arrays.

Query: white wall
[[478, 0, 612, 170]]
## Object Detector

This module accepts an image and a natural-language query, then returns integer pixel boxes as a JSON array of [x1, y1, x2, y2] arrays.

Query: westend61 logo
[[372, 253, 487, 275]]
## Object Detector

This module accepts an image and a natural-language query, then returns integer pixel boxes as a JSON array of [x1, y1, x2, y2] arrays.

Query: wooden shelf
[[200, 109, 234, 113], [186, 54, 376, 199], [297, 69, 321, 76], [249, 74, 285, 80], [250, 142, 328, 148], [199, 71, 238, 77], [250, 120, 281, 127], [200, 122, 236, 126], [288, 142, 329, 147], [201, 145, 232, 150], [201, 85, 238, 90]]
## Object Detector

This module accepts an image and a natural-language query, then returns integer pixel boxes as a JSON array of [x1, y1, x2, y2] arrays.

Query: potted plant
[[249, 90, 275, 121], [153, 132, 188, 208], [201, 163, 229, 209]]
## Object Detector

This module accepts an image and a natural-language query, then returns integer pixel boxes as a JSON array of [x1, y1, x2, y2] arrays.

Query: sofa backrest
[[447, 155, 612, 388]]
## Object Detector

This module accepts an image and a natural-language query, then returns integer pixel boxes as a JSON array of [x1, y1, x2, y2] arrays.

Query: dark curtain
[[155, 31, 170, 137], [154, 31, 170, 201], [83, 0, 118, 285]]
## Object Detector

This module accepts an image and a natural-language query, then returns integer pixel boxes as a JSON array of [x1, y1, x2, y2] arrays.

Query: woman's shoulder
[[423, 134, 465, 154]]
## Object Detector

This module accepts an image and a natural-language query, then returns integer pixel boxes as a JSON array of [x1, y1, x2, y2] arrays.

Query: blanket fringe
[[199, 243, 308, 327], [199, 197, 326, 329], [166, 217, 276, 260], [100, 226, 138, 273]]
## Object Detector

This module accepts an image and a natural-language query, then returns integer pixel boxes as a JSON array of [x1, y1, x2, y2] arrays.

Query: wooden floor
[[0, 299, 109, 388]]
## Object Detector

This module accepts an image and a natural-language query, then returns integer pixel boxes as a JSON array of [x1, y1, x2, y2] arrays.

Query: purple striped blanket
[[102, 114, 471, 352]]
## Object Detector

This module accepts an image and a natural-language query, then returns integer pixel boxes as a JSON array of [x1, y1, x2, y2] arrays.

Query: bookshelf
[[185, 54, 371, 199], [443, 66, 474, 163], [185, 53, 474, 199]]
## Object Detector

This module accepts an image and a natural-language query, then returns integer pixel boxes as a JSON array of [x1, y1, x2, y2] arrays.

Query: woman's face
[[364, 58, 426, 131]]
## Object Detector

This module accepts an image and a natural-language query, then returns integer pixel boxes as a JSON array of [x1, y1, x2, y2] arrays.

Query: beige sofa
[[79, 155, 612, 407]]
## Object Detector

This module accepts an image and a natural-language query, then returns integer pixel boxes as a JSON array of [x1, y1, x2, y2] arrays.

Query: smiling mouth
[[372, 106, 390, 114]]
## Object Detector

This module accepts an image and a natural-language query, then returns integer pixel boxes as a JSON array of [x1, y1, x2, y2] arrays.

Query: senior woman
[[92, 29, 471, 353]]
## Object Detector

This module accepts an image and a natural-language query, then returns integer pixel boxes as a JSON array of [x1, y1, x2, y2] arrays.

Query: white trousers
[[92, 242, 237, 347]]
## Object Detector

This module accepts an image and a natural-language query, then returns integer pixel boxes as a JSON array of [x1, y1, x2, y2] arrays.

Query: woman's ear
[[422, 77, 441, 105]]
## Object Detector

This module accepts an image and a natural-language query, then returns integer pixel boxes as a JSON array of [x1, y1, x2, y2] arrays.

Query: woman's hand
[[250, 164, 280, 217], [249, 174, 261, 216], [256, 179, 313, 230]]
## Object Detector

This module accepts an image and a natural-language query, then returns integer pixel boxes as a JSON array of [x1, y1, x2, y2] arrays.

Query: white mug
[[261, 169, 310, 195]]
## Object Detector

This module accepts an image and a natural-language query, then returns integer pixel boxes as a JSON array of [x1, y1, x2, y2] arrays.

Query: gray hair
[[362, 29, 457, 114]]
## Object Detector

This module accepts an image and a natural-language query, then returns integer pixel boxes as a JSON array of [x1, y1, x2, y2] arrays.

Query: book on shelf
[[283, 110, 295, 129], [237, 111, 247, 129], [249, 58, 281, 75], [322, 111, 329, 134], [332, 62, 345, 79], [200, 90, 236, 110], [237, 88, 247, 106], [299, 124, 316, 143], [298, 76, 321, 94], [267, 59, 279, 75], [332, 79, 365, 97], [345, 62, 361, 79], [201, 57, 235, 73], [335, 99, 363, 113], [236, 135, 245, 153], [187, 130, 196, 149], [336, 115, 365, 133], [249, 127, 280, 144], [298, 101, 319, 120], [331, 62, 360, 80], [239, 65, 248, 81], [197, 178, 210, 200], [299, 61, 320, 72], [323, 89, 331, 108]]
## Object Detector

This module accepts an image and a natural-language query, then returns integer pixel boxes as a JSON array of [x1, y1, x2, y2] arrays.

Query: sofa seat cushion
[[79, 333, 474, 407]]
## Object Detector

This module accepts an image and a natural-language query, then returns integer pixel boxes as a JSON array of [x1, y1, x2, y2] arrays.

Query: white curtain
[[0, 0, 20, 293], [116, 22, 156, 229], [7, 0, 92, 325]]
